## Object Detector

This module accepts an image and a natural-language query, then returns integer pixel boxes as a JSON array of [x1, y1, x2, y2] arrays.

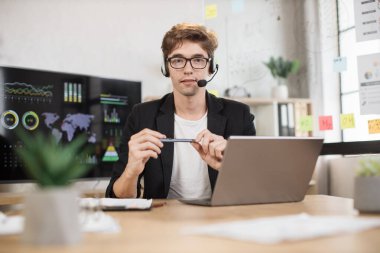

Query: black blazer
[[106, 92, 256, 198]]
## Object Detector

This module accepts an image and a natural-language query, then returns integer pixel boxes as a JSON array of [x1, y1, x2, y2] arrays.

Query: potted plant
[[354, 157, 380, 213], [264, 56, 300, 99], [16, 131, 92, 245]]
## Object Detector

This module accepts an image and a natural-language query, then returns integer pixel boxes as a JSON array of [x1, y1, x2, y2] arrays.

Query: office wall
[[204, 0, 340, 142], [0, 1, 336, 101], [0, 0, 204, 98], [205, 0, 309, 99]]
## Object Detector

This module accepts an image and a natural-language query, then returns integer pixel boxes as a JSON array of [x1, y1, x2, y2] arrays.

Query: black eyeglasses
[[167, 56, 210, 69]]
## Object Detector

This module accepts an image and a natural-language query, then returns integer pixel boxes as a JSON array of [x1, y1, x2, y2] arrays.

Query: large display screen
[[0, 66, 141, 182]]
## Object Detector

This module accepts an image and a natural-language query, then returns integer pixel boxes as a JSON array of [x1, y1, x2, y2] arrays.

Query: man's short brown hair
[[161, 23, 218, 59]]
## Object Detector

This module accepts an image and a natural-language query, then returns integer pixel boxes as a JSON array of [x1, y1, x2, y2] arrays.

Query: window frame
[[321, 0, 380, 155]]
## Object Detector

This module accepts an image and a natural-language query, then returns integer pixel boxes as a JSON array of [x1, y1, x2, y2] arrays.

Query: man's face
[[167, 40, 210, 97]]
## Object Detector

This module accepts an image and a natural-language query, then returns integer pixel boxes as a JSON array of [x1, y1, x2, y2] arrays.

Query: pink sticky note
[[319, 116, 333, 131]]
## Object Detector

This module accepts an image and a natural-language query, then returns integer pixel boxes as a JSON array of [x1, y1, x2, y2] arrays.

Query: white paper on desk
[[101, 198, 152, 209], [0, 210, 120, 236], [0, 212, 24, 235], [80, 198, 152, 210], [183, 213, 380, 244], [80, 212, 120, 233], [0, 213, 120, 236]]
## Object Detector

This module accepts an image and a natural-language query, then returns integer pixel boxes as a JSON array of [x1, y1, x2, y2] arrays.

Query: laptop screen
[[210, 136, 323, 206]]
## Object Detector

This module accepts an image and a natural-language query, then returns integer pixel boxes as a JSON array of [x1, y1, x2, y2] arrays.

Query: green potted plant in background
[[264, 56, 300, 99], [16, 131, 92, 245], [354, 157, 380, 213]]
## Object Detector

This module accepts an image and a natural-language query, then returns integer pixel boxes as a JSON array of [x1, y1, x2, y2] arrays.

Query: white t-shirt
[[167, 112, 212, 199]]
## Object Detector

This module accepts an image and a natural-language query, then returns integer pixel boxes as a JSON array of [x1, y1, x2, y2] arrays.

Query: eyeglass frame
[[166, 56, 211, 69]]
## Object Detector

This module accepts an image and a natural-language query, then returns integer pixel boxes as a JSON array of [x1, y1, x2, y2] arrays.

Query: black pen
[[160, 138, 196, 143]]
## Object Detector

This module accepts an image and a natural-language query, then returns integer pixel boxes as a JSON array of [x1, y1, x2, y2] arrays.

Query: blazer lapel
[[156, 93, 175, 197], [155, 92, 227, 195], [206, 92, 227, 190]]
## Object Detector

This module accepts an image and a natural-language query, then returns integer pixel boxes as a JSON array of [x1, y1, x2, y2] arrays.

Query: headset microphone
[[197, 79, 208, 88], [197, 64, 219, 87]]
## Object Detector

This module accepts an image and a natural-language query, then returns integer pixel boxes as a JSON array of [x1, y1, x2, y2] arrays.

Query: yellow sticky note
[[368, 119, 380, 134], [340, 113, 355, 129], [208, 89, 219, 97], [299, 115, 313, 132], [205, 4, 218, 19]]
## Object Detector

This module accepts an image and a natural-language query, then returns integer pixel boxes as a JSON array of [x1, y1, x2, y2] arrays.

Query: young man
[[106, 23, 256, 199]]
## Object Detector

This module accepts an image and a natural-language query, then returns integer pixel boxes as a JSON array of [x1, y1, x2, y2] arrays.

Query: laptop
[[180, 136, 323, 206]]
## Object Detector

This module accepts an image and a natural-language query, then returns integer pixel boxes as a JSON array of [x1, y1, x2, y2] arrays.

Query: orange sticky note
[[299, 115, 313, 132], [319, 115, 333, 131], [340, 113, 355, 129], [368, 119, 380, 134], [205, 4, 218, 19]]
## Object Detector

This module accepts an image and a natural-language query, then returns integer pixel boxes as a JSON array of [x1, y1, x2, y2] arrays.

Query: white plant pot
[[271, 84, 288, 99], [354, 176, 380, 213], [22, 187, 82, 245]]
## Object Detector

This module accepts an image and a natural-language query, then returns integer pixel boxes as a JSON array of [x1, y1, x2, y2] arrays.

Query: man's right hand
[[125, 128, 166, 177], [113, 128, 166, 198]]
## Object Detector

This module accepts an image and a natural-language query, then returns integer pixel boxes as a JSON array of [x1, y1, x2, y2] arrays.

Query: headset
[[161, 56, 217, 77]]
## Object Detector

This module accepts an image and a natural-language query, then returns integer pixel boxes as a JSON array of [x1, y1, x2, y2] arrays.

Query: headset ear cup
[[209, 58, 216, 74], [161, 58, 170, 77], [161, 64, 169, 77], [164, 62, 170, 77]]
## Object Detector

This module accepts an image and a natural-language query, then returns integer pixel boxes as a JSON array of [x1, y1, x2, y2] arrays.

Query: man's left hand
[[191, 129, 227, 170]]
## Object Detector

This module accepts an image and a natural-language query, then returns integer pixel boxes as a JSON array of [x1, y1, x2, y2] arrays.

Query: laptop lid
[[210, 136, 323, 206]]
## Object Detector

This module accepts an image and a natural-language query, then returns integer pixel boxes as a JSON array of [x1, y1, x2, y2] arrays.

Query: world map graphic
[[42, 112, 95, 142]]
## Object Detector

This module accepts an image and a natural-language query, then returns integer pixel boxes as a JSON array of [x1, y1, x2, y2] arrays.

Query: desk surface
[[1, 195, 379, 253]]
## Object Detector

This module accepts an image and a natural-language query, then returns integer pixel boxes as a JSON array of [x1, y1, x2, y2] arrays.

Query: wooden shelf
[[226, 97, 311, 105]]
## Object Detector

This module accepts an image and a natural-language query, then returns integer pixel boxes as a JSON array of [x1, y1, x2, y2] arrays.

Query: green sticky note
[[340, 113, 355, 129], [299, 115, 313, 132], [208, 89, 219, 97]]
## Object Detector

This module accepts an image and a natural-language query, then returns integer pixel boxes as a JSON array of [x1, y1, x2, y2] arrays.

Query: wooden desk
[[1, 195, 379, 253]]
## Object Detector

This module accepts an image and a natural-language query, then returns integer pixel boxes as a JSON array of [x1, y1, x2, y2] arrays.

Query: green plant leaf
[[291, 60, 300, 74], [263, 56, 300, 82], [15, 130, 93, 187]]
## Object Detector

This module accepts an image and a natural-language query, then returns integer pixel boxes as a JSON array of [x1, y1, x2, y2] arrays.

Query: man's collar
[[159, 91, 223, 115]]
